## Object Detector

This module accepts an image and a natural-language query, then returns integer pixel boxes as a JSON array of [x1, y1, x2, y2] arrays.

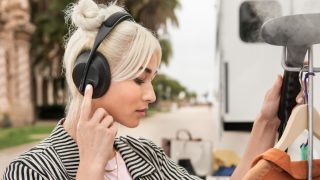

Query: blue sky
[[159, 0, 217, 101]]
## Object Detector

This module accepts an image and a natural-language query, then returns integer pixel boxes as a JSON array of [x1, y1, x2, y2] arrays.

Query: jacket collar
[[49, 120, 79, 180]]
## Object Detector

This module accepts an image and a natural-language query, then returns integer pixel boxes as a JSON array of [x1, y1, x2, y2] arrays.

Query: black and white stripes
[[3, 121, 201, 180]]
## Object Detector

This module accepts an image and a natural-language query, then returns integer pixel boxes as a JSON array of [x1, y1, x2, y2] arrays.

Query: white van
[[214, 0, 320, 132]]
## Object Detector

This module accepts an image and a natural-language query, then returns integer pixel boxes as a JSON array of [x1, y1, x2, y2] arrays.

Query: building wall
[[0, 0, 35, 126]]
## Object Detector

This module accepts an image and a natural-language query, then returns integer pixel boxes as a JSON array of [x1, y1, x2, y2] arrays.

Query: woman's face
[[93, 54, 158, 128]]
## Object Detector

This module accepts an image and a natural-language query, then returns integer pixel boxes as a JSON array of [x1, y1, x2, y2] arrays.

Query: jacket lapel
[[114, 136, 157, 179]]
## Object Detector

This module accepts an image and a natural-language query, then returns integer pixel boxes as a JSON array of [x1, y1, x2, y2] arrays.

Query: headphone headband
[[79, 12, 133, 93]]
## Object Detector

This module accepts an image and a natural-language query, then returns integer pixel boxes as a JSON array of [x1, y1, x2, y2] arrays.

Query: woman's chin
[[119, 118, 140, 128], [127, 121, 140, 128]]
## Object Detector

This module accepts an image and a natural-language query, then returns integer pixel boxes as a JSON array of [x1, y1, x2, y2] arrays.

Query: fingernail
[[85, 85, 91, 92], [297, 97, 304, 104]]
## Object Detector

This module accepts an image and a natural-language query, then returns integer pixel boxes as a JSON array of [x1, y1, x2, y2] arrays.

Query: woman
[[2, 0, 303, 179]]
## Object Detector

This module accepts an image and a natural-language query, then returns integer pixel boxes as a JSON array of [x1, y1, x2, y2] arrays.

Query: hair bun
[[71, 0, 105, 31]]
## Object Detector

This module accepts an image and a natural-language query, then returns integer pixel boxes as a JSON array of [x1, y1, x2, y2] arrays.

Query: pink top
[[104, 152, 132, 180]]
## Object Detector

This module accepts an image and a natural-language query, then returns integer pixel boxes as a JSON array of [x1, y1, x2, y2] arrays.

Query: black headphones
[[72, 12, 133, 98]]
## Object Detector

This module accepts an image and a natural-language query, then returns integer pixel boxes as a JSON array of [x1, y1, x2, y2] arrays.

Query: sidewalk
[[0, 142, 40, 177], [117, 106, 217, 145]]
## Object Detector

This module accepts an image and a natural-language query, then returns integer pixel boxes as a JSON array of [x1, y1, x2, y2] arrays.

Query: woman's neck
[[63, 115, 78, 141]]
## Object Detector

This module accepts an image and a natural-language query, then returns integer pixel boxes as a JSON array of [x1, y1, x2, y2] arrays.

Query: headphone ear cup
[[72, 51, 111, 98]]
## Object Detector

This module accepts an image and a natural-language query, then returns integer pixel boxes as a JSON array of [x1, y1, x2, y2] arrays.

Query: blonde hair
[[62, 0, 161, 130]]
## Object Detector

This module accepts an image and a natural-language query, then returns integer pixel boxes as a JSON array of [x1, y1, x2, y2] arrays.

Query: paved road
[[117, 106, 250, 157], [0, 142, 40, 176], [118, 106, 217, 146]]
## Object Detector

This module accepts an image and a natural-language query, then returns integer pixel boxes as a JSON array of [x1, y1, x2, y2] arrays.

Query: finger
[[91, 108, 107, 124], [100, 115, 114, 127], [269, 75, 283, 99], [296, 90, 305, 104], [79, 84, 93, 122], [109, 122, 118, 136]]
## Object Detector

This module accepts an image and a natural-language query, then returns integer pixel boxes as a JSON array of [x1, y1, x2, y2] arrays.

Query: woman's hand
[[257, 75, 282, 127], [258, 74, 304, 126], [76, 85, 117, 179], [231, 75, 305, 180]]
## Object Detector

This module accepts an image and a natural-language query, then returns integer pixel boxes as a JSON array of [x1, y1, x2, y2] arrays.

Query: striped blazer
[[2, 121, 201, 180]]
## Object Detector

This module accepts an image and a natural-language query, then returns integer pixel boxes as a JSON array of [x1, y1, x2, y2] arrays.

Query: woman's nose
[[143, 83, 156, 103]]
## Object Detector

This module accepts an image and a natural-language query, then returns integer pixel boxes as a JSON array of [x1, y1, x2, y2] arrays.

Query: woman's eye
[[134, 78, 145, 85]]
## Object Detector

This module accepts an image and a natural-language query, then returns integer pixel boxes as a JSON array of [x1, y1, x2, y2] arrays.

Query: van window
[[239, 1, 281, 42]]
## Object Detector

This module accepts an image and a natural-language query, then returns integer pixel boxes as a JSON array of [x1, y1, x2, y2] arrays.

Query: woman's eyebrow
[[144, 68, 152, 74], [140, 67, 158, 75]]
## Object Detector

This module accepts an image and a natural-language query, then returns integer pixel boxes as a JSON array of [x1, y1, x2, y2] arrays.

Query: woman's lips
[[136, 109, 146, 117]]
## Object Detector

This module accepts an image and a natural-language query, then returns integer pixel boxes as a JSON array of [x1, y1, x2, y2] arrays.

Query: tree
[[117, 0, 180, 66], [120, 0, 180, 32], [159, 38, 172, 66], [152, 74, 196, 102], [30, 0, 71, 75]]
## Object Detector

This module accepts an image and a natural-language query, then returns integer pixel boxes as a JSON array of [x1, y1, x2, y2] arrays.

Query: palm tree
[[121, 0, 180, 33], [159, 38, 172, 66], [117, 0, 180, 66]]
